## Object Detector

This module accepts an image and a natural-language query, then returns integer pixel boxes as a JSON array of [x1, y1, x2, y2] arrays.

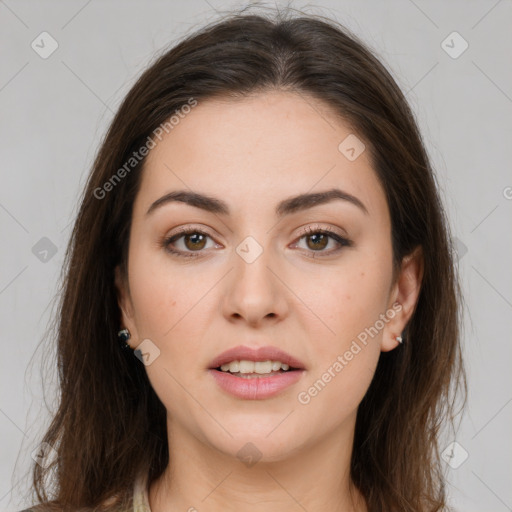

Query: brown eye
[[163, 229, 218, 258], [305, 232, 329, 251], [183, 232, 207, 251], [293, 227, 353, 257]]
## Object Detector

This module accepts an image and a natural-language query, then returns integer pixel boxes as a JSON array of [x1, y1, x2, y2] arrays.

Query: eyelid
[[295, 223, 347, 238], [169, 224, 217, 239]]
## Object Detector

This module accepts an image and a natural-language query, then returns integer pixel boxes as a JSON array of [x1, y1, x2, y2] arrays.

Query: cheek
[[308, 262, 390, 343], [297, 345, 380, 431], [297, 258, 390, 397], [127, 246, 201, 336]]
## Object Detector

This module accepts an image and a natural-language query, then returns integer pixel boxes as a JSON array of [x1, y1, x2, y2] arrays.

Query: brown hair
[[22, 6, 466, 512]]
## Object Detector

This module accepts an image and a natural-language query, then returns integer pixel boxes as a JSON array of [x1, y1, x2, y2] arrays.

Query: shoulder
[[16, 476, 143, 512]]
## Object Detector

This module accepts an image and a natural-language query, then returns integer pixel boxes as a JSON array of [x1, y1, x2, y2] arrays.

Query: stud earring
[[396, 335, 403, 344], [118, 328, 132, 350]]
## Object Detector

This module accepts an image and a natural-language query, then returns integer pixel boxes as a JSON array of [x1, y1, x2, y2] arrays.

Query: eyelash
[[162, 225, 352, 259]]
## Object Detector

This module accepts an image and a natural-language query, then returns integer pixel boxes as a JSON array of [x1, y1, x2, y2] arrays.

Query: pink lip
[[209, 368, 305, 400], [208, 345, 306, 400], [208, 345, 306, 370]]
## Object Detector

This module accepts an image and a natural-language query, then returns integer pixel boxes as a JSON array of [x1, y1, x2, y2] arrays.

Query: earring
[[396, 335, 403, 344], [118, 328, 132, 350]]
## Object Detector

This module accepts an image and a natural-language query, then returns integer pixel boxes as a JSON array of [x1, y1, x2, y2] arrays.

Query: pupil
[[186, 233, 205, 250], [308, 233, 327, 250]]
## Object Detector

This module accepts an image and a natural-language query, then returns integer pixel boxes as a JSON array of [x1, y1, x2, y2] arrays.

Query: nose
[[222, 243, 289, 327]]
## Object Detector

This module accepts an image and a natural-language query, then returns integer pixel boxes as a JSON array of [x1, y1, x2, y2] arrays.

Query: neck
[[149, 414, 367, 512]]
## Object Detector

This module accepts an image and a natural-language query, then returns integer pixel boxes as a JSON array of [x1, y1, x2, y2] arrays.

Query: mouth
[[212, 360, 301, 378], [209, 344, 306, 372], [208, 345, 306, 399]]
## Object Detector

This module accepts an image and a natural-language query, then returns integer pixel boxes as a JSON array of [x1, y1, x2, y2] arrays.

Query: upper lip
[[209, 345, 306, 370]]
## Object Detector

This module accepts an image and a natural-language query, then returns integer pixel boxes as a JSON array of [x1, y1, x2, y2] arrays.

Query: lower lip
[[209, 369, 305, 400]]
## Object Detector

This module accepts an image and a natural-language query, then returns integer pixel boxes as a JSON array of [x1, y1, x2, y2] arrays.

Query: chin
[[201, 423, 308, 465], [218, 438, 301, 465]]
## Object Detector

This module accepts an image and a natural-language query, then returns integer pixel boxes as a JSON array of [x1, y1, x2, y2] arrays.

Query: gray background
[[1, 1, 511, 510]]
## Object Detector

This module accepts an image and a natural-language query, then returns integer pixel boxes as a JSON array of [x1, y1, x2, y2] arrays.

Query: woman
[[23, 7, 466, 512]]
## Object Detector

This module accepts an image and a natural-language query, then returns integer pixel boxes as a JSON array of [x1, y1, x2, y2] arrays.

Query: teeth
[[219, 360, 291, 374], [226, 361, 239, 372], [239, 360, 255, 373]]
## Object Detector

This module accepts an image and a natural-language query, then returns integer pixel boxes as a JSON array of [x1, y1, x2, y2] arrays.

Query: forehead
[[136, 90, 388, 220]]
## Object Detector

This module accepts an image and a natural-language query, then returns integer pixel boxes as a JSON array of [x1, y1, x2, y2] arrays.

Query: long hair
[[25, 7, 466, 511]]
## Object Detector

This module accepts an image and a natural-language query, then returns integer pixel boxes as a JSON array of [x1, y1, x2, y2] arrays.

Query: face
[[115, 90, 421, 463]]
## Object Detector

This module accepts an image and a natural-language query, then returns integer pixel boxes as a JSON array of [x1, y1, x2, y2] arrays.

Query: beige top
[[133, 471, 152, 512], [17, 473, 153, 512]]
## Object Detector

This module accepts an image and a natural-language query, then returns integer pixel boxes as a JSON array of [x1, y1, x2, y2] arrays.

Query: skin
[[115, 90, 423, 512]]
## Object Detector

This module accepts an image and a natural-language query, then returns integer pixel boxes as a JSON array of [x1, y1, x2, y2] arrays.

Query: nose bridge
[[223, 234, 286, 324]]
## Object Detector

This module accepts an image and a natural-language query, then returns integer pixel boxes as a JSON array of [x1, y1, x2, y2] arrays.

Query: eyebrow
[[146, 187, 368, 217]]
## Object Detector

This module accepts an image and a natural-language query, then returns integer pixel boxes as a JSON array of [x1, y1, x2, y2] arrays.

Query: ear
[[381, 245, 424, 352], [114, 264, 138, 347]]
